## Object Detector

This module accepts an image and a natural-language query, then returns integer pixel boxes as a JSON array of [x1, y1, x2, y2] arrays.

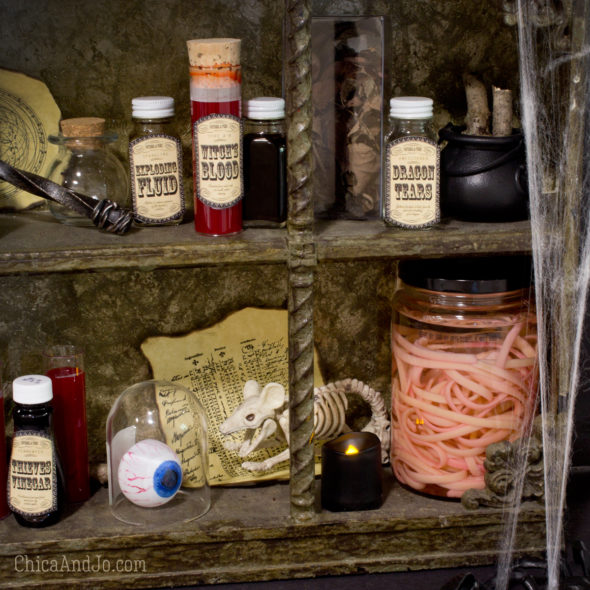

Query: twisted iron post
[[285, 0, 316, 521]]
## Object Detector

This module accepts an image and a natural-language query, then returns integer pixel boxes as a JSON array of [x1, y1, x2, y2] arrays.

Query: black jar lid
[[399, 255, 532, 294]]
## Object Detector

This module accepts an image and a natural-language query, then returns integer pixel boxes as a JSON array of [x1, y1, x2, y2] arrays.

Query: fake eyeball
[[118, 439, 183, 507]]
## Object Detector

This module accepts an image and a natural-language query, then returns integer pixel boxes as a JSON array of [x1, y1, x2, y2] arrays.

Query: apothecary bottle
[[129, 96, 185, 226], [8, 375, 64, 527], [390, 256, 538, 499], [382, 97, 440, 228], [243, 97, 287, 228], [187, 38, 243, 236], [48, 117, 129, 226]]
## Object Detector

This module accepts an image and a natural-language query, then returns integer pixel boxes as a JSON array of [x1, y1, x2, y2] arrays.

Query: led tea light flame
[[321, 432, 383, 512], [345, 444, 359, 455]]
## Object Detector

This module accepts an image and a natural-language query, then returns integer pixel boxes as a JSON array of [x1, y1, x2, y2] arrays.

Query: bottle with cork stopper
[[129, 96, 185, 226], [186, 37, 243, 236], [48, 117, 129, 225]]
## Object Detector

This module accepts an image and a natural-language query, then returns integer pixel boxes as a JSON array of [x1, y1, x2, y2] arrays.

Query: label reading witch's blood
[[129, 134, 185, 223], [384, 136, 440, 228], [8, 432, 57, 516], [194, 113, 242, 209]]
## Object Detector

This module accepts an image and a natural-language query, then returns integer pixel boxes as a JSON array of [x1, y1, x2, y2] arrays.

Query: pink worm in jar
[[391, 319, 538, 498]]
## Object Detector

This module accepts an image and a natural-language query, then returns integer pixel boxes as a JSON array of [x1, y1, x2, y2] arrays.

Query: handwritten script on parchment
[[142, 308, 322, 485], [154, 381, 206, 488]]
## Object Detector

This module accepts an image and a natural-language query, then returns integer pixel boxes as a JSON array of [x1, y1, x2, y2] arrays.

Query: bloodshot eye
[[246, 414, 255, 422], [118, 439, 183, 508]]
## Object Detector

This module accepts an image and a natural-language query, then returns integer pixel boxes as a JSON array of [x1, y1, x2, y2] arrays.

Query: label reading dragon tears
[[194, 114, 242, 209], [8, 432, 57, 516], [129, 134, 185, 223], [384, 137, 440, 228]]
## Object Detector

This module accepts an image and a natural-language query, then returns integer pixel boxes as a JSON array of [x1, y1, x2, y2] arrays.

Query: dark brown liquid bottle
[[8, 375, 65, 527], [243, 97, 287, 227]]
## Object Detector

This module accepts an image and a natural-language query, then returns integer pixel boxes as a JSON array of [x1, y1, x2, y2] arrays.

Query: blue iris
[[153, 460, 183, 498]]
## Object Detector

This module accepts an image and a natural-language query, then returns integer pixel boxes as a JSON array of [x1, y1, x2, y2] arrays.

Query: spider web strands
[[494, 2, 590, 589]]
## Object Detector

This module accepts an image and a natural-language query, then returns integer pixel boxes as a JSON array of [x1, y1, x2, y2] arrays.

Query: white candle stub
[[118, 439, 183, 507]]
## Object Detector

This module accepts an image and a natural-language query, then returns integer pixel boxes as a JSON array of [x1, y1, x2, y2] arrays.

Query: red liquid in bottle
[[0, 396, 9, 519], [47, 367, 90, 503], [191, 98, 242, 235]]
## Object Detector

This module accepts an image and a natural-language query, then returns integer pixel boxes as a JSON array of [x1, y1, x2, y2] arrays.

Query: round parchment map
[[0, 69, 61, 209]]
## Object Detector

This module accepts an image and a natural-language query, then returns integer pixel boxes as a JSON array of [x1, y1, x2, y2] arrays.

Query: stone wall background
[[0, 0, 519, 462], [0, 0, 519, 137]]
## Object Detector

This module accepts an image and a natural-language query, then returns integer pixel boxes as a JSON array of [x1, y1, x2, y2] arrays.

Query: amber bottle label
[[129, 134, 185, 223], [384, 137, 440, 228], [194, 114, 243, 209], [8, 432, 57, 516]]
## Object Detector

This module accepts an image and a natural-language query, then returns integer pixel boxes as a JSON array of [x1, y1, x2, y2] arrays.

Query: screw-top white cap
[[13, 375, 53, 404], [246, 97, 285, 120], [132, 96, 175, 119], [389, 96, 433, 119]]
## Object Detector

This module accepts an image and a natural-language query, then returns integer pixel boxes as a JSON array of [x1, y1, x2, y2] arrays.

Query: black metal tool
[[0, 159, 134, 235]]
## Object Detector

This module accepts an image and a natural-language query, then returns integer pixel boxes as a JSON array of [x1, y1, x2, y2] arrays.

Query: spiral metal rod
[[285, 0, 316, 521]]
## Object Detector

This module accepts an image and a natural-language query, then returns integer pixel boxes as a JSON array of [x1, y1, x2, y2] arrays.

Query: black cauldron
[[439, 123, 529, 222]]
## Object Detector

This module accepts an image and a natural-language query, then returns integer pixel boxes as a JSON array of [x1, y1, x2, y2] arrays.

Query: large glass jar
[[390, 256, 538, 499]]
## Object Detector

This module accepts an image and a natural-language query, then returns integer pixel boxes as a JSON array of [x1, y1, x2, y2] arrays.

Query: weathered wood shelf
[[0, 212, 531, 274], [0, 211, 538, 589], [0, 473, 545, 590]]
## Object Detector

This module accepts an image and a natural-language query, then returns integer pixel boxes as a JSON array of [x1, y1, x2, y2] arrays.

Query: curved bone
[[313, 385, 348, 439], [222, 378, 391, 472], [313, 378, 391, 462]]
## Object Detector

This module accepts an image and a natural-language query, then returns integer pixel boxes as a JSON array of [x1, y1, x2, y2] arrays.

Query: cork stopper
[[186, 38, 241, 67], [60, 117, 105, 137]]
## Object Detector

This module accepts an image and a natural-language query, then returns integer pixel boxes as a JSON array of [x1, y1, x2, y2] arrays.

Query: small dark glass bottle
[[129, 96, 185, 226], [8, 375, 64, 527], [243, 97, 287, 227]]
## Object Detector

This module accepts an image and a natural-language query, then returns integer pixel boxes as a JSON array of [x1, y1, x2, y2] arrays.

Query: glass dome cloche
[[106, 380, 210, 526]]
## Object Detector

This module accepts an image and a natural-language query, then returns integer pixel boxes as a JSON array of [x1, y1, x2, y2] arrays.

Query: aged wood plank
[[0, 475, 545, 589], [316, 219, 532, 261], [0, 214, 531, 275]]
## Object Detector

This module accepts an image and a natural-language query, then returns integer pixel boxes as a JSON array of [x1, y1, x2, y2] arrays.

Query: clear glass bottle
[[8, 375, 65, 527], [390, 256, 538, 499], [243, 97, 287, 228], [187, 38, 242, 236], [382, 97, 440, 228], [129, 96, 185, 226], [48, 117, 129, 226]]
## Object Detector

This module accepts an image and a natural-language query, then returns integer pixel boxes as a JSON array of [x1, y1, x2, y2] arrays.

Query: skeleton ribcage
[[312, 378, 391, 463], [313, 382, 349, 439]]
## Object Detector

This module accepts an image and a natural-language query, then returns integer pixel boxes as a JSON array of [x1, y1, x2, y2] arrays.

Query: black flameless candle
[[321, 431, 383, 512]]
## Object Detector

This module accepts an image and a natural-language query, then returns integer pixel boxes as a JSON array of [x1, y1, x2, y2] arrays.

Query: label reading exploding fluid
[[384, 136, 440, 228], [129, 134, 185, 223], [8, 432, 57, 516], [194, 113, 242, 209]]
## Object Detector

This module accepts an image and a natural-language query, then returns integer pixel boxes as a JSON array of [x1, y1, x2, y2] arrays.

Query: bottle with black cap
[[8, 375, 64, 527], [389, 256, 537, 498]]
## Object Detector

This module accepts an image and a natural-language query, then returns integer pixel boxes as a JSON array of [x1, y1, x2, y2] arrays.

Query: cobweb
[[495, 2, 590, 589]]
